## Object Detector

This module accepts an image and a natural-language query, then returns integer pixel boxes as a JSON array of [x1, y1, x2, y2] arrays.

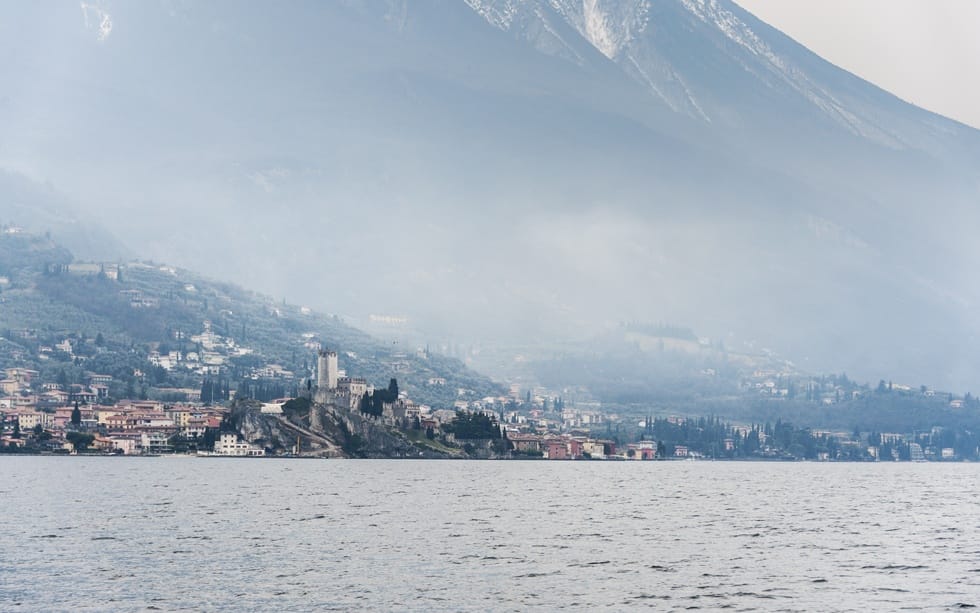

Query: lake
[[1, 458, 978, 611]]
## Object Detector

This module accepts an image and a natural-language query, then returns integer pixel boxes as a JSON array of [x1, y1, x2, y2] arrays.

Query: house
[[166, 408, 192, 426], [91, 385, 110, 400], [10, 395, 37, 408], [109, 434, 141, 455], [17, 411, 52, 430], [509, 433, 541, 453], [546, 440, 568, 460], [626, 441, 657, 460], [139, 431, 173, 454], [42, 390, 70, 405], [182, 418, 210, 438], [87, 373, 113, 386], [582, 439, 609, 459], [211, 432, 264, 456], [4, 368, 38, 384]]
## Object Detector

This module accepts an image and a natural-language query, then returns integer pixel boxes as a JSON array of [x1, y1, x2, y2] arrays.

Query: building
[[627, 440, 657, 460], [139, 431, 173, 454], [336, 376, 368, 398], [546, 440, 568, 460], [211, 432, 265, 456], [17, 411, 52, 430], [317, 349, 338, 391], [509, 433, 541, 453]]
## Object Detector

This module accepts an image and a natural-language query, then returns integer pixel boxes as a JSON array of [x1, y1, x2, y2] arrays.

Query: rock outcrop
[[229, 399, 460, 459]]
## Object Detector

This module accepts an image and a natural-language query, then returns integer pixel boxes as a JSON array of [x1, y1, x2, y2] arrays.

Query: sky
[[735, 0, 980, 130]]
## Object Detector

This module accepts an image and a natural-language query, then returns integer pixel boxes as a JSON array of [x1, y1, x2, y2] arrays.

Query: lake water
[[2, 458, 979, 611]]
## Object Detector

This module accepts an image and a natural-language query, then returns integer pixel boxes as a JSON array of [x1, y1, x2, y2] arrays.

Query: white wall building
[[213, 433, 265, 456]]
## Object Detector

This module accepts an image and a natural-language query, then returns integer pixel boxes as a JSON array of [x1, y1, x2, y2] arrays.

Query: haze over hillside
[[2, 0, 978, 389]]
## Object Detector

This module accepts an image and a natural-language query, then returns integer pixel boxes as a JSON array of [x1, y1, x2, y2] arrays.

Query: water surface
[[2, 458, 978, 611]]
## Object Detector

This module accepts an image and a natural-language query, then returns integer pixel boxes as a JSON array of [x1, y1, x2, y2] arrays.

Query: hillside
[[0, 232, 502, 408]]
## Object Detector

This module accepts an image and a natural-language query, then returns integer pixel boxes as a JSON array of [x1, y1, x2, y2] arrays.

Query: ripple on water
[[2, 459, 980, 611]]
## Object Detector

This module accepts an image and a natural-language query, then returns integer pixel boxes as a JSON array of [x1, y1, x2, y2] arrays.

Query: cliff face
[[229, 399, 460, 459]]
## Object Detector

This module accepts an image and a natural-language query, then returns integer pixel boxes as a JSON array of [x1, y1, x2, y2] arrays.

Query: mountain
[[1, 1, 978, 389]]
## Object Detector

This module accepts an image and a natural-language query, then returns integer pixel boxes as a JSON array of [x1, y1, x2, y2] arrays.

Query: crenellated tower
[[317, 349, 338, 391]]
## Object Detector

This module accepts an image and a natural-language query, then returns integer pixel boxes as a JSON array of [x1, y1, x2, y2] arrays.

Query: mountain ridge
[[1, 1, 978, 389]]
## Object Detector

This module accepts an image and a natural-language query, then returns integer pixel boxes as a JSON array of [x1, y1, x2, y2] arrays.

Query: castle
[[310, 348, 419, 426], [313, 349, 369, 410]]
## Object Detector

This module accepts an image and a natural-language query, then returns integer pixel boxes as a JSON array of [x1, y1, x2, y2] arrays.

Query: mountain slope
[[1, 1, 978, 389], [0, 232, 502, 408]]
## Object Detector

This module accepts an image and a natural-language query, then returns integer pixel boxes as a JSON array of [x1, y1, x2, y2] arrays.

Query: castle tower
[[317, 349, 338, 391]]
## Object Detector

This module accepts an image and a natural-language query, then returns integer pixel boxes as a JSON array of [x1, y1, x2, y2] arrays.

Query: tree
[[66, 431, 94, 453], [388, 378, 399, 399], [12, 421, 20, 439], [71, 402, 81, 426], [95, 332, 105, 347]]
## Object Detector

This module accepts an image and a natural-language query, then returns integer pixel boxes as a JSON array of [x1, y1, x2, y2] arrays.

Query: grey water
[[2, 458, 979, 611]]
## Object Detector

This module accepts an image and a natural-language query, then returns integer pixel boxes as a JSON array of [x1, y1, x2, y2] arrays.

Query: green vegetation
[[0, 232, 503, 409], [359, 379, 399, 417], [65, 432, 94, 453], [444, 410, 502, 440], [403, 429, 461, 455]]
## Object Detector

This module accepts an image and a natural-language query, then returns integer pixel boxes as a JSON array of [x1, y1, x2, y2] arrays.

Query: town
[[1, 353, 975, 461], [2, 229, 979, 461]]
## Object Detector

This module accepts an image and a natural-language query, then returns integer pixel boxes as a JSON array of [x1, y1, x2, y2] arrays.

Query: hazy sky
[[736, 0, 980, 130]]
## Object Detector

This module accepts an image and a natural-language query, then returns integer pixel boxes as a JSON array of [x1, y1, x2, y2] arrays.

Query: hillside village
[[2, 229, 980, 460], [2, 352, 978, 462]]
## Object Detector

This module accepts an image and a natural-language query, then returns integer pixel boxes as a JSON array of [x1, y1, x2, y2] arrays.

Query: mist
[[2, 0, 979, 390]]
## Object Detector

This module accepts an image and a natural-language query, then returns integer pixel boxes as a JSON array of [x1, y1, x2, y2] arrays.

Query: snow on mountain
[[465, 0, 966, 149], [2, 0, 980, 389]]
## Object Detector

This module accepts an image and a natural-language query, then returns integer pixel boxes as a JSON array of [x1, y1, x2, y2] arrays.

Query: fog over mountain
[[2, 0, 979, 389]]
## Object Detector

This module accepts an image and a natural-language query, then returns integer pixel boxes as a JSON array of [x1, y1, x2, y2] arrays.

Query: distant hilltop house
[[368, 314, 408, 326], [119, 288, 158, 308], [65, 262, 120, 280]]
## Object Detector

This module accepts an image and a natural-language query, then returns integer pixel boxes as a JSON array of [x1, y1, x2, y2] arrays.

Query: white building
[[212, 433, 265, 456]]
